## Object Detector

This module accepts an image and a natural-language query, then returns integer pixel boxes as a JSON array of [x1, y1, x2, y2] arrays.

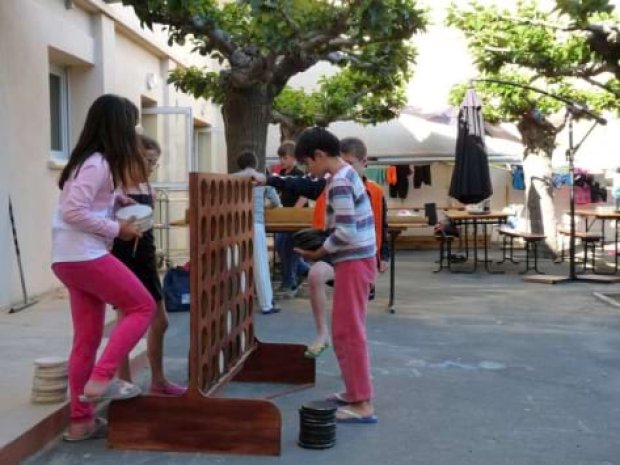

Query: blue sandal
[[336, 408, 378, 424]]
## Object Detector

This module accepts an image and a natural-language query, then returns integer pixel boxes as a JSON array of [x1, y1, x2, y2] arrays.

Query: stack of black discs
[[298, 400, 337, 449]]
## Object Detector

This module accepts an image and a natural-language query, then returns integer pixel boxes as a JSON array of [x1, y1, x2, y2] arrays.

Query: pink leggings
[[52, 254, 155, 422], [332, 257, 376, 402]]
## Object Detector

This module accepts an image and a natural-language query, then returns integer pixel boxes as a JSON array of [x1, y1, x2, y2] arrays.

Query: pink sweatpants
[[52, 254, 155, 422], [331, 257, 376, 402]]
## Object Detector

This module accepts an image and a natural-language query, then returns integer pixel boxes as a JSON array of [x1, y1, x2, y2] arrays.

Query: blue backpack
[[163, 266, 190, 312]]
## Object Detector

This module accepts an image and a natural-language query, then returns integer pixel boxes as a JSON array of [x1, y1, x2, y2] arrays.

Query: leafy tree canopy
[[126, 0, 425, 118], [447, 0, 620, 137], [121, 0, 427, 165]]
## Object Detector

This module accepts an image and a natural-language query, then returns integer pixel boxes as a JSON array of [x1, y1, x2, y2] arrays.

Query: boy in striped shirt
[[294, 128, 378, 424]]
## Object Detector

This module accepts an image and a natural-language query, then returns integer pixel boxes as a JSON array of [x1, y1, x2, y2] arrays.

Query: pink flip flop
[[149, 381, 187, 397]]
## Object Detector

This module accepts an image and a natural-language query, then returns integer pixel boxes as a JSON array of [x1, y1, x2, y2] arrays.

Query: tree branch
[[127, 3, 236, 57], [271, 109, 295, 126], [581, 76, 620, 98]]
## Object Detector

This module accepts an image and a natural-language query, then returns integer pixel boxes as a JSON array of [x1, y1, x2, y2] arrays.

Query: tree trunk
[[279, 121, 307, 143], [222, 86, 274, 172], [517, 116, 559, 255], [523, 153, 557, 253]]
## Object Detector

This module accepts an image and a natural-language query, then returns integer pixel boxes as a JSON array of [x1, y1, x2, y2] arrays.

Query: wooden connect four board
[[108, 172, 315, 456], [191, 174, 257, 393]]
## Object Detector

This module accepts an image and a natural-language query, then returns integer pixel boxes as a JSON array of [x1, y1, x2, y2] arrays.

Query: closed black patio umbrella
[[449, 88, 493, 204]]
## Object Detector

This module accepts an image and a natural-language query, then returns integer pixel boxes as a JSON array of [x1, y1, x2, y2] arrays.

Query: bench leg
[[433, 238, 445, 273], [520, 240, 545, 275]]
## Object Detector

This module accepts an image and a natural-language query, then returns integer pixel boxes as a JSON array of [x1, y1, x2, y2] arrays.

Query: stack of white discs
[[31, 357, 68, 404], [116, 204, 154, 233]]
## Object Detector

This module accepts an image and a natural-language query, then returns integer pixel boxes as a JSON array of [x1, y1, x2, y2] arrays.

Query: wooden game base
[[108, 395, 281, 455], [233, 341, 315, 384], [523, 274, 620, 284], [107, 341, 314, 455]]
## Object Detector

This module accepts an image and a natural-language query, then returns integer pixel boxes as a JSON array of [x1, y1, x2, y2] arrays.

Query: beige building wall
[[0, 0, 225, 309]]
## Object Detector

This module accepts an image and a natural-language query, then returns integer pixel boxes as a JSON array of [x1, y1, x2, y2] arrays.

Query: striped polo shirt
[[323, 164, 376, 264]]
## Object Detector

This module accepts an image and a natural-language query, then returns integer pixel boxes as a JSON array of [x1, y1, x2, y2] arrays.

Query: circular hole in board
[[210, 181, 217, 206]]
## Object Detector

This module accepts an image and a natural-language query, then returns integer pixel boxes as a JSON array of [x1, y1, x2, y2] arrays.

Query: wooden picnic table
[[573, 208, 620, 273], [266, 208, 426, 313], [444, 210, 510, 273]]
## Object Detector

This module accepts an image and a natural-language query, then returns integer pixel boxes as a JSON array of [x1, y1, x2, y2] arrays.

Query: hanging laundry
[[551, 173, 571, 188], [389, 165, 412, 199], [386, 166, 397, 186], [590, 182, 607, 203], [574, 170, 592, 205], [365, 166, 387, 185], [511, 165, 525, 190], [413, 165, 432, 189]]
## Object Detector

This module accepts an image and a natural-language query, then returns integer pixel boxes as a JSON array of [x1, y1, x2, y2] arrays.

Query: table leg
[[387, 231, 397, 314], [614, 219, 619, 274], [483, 223, 503, 274], [472, 221, 479, 271]]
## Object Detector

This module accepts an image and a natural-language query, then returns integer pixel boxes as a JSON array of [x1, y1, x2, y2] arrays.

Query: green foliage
[[555, 0, 614, 26], [447, 0, 620, 130], [274, 41, 414, 127], [122, 0, 427, 129]]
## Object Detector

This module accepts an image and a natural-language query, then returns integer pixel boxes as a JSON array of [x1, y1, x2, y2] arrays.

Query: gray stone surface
[[25, 252, 620, 465]]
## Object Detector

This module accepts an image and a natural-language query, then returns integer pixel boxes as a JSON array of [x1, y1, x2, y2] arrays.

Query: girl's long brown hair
[[58, 94, 147, 190]]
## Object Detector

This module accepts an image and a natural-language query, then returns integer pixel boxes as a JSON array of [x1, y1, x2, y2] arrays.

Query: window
[[49, 65, 69, 163]]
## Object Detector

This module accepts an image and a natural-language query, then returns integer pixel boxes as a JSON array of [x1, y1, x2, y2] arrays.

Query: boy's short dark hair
[[294, 127, 340, 164], [277, 141, 295, 158], [340, 137, 367, 161], [236, 151, 258, 170]]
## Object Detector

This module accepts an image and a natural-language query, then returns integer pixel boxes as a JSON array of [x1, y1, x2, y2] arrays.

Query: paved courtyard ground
[[24, 251, 620, 465]]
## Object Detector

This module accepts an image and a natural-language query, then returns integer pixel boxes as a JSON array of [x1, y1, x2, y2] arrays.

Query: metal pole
[[8, 196, 37, 313], [567, 114, 577, 280]]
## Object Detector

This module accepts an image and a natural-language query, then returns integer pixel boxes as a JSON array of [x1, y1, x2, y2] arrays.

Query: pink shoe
[[149, 381, 187, 397]]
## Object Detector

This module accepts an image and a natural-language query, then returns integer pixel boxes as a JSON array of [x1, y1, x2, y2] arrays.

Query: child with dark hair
[[305, 137, 389, 358], [112, 134, 186, 397], [273, 141, 310, 298], [294, 127, 378, 424], [52, 94, 156, 441], [234, 151, 282, 314]]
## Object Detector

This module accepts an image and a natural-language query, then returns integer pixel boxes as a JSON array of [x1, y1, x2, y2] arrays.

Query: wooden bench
[[498, 228, 546, 274], [557, 227, 602, 271]]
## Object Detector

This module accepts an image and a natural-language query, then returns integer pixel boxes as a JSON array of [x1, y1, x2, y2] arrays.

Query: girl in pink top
[[52, 94, 156, 441]]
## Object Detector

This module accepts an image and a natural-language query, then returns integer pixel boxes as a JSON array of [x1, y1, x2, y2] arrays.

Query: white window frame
[[49, 64, 70, 165], [141, 106, 194, 190]]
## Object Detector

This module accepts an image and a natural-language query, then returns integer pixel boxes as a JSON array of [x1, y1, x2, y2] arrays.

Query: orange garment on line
[[386, 166, 397, 186], [312, 179, 384, 258]]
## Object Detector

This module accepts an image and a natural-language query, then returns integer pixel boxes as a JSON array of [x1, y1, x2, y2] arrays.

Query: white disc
[[240, 272, 246, 293], [233, 244, 240, 266]]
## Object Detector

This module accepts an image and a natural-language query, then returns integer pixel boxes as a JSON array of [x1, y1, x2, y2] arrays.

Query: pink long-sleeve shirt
[[52, 153, 121, 263]]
